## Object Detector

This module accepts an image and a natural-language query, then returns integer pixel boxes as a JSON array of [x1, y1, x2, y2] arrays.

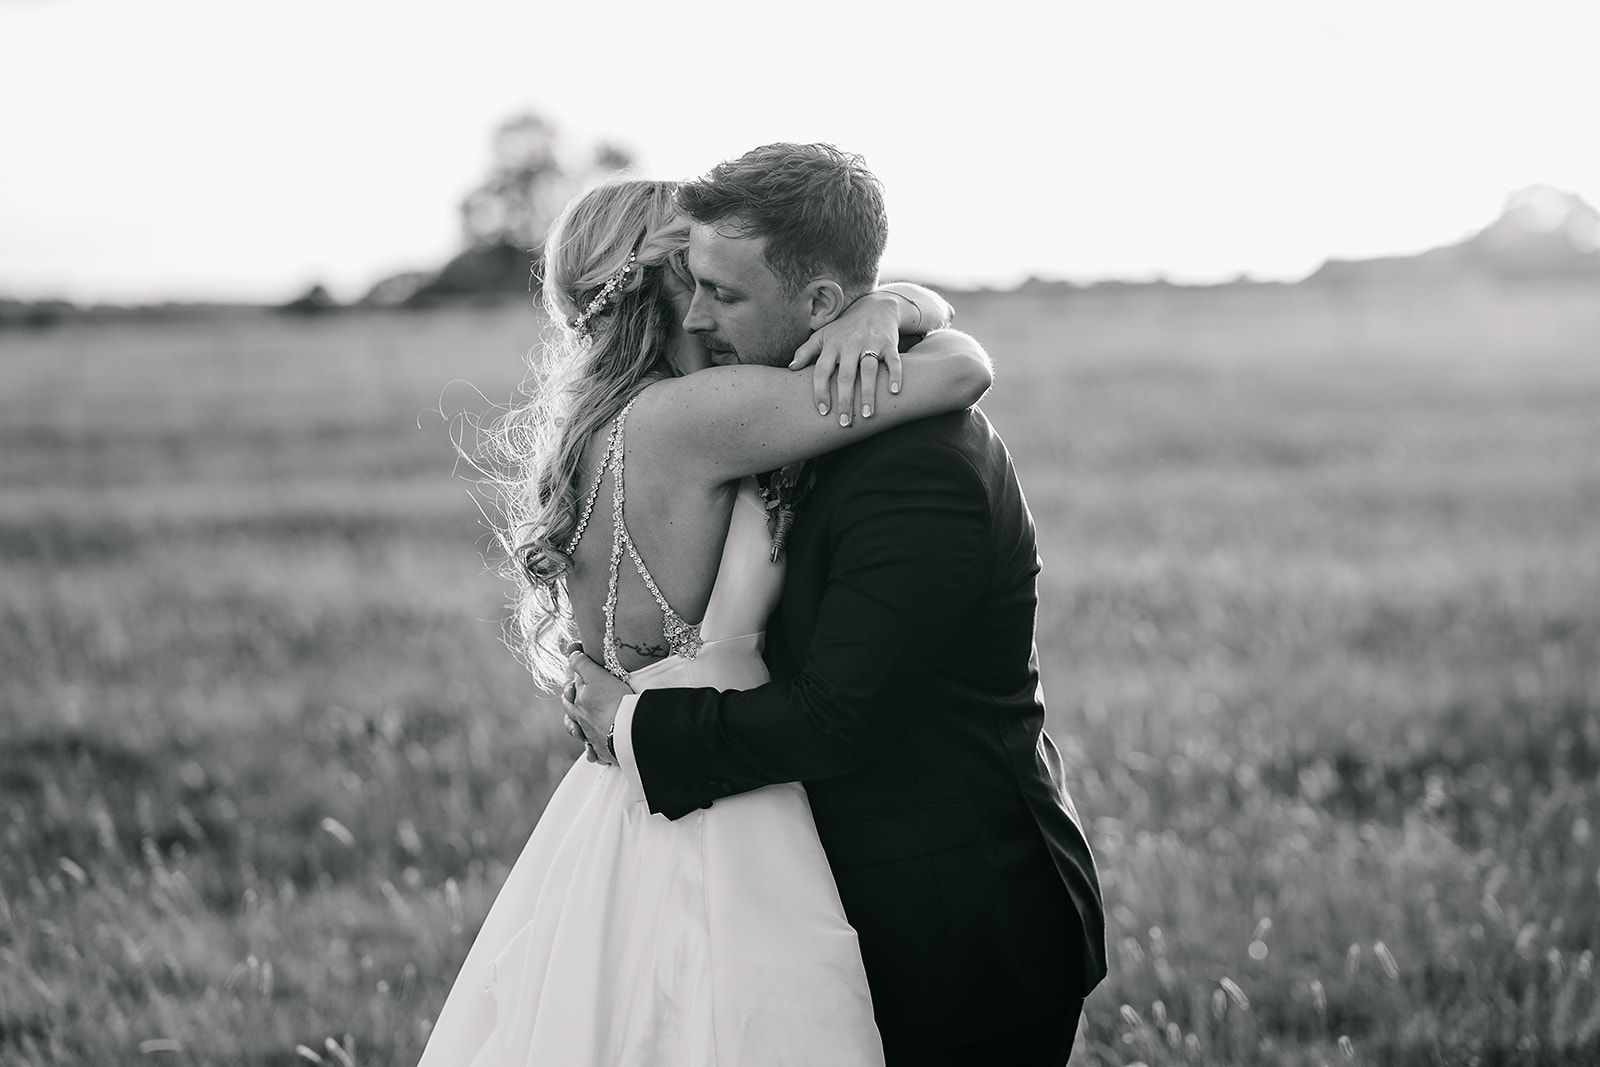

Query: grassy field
[[2, 282, 1598, 1065]]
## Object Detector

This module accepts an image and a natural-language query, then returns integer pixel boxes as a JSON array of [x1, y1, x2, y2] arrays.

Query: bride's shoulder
[[619, 377, 701, 450], [628, 373, 699, 410], [614, 378, 721, 484]]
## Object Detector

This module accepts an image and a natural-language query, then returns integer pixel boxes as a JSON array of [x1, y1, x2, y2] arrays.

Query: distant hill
[[6, 185, 1597, 328], [358, 240, 536, 309], [1305, 185, 1600, 286], [998, 184, 1600, 297], [0, 297, 269, 329]]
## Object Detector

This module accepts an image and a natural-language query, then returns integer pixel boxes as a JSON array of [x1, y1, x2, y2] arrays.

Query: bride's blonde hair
[[480, 180, 692, 689]]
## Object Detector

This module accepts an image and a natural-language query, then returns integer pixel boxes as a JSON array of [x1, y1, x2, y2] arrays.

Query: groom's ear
[[802, 279, 848, 330]]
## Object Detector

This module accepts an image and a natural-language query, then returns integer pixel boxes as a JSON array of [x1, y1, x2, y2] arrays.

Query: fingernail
[[862, 404, 872, 418], [819, 403, 829, 416], [890, 382, 901, 394], [840, 413, 850, 427]]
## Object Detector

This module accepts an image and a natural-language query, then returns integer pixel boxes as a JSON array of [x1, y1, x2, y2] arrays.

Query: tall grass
[[1, 284, 1597, 1064]]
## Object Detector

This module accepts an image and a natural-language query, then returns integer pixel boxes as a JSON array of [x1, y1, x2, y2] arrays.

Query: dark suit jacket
[[629, 408, 1107, 1054]]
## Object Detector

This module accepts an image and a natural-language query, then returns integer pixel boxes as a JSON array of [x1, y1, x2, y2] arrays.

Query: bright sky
[[2, 0, 1597, 303]]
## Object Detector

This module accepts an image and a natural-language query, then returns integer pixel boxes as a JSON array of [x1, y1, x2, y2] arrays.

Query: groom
[[566, 143, 1106, 1064]]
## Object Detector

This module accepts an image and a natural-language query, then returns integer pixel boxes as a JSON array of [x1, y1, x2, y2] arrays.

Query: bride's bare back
[[565, 385, 738, 675]]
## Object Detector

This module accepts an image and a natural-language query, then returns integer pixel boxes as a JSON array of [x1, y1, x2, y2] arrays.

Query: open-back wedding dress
[[419, 400, 882, 1066]]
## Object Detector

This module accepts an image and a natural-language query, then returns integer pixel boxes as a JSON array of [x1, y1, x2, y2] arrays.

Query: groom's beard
[[706, 324, 811, 369], [706, 340, 740, 367]]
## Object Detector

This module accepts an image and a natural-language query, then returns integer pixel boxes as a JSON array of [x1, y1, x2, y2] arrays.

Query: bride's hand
[[563, 646, 630, 765], [789, 291, 904, 427]]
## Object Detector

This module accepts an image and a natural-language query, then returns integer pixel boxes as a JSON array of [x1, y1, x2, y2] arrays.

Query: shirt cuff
[[613, 694, 647, 804]]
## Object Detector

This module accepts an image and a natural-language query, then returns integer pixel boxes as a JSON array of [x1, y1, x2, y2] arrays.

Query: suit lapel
[[773, 458, 843, 671]]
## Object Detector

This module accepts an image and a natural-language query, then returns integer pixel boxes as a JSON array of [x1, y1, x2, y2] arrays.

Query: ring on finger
[[862, 350, 879, 362]]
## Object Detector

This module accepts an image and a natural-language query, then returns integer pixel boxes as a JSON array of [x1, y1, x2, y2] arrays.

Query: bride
[[419, 176, 992, 1065]]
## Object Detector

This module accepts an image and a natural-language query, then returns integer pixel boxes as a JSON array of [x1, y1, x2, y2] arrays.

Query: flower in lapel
[[755, 460, 817, 563]]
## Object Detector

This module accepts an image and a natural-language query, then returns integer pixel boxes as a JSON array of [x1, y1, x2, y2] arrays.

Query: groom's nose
[[683, 286, 714, 335]]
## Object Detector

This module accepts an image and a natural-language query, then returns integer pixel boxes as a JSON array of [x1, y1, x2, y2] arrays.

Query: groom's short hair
[[676, 143, 887, 297]]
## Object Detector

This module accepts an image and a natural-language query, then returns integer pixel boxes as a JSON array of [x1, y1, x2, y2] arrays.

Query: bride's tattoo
[[620, 640, 668, 660]]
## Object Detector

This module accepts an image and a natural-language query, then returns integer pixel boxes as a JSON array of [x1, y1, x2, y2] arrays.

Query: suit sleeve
[[629, 440, 991, 819]]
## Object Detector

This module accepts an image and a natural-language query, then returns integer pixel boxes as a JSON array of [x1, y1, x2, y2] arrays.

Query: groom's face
[[683, 220, 814, 369]]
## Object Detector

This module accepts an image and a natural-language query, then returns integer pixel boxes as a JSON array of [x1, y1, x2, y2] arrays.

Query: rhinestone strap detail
[[565, 416, 620, 556], [567, 397, 702, 681]]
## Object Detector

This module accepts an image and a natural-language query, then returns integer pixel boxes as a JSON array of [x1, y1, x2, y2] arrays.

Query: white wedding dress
[[419, 414, 882, 1066]]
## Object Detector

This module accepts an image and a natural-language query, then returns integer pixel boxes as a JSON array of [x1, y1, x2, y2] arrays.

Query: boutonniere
[[755, 460, 816, 563]]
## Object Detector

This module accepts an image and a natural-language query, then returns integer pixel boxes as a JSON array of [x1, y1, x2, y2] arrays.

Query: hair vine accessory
[[569, 248, 638, 338]]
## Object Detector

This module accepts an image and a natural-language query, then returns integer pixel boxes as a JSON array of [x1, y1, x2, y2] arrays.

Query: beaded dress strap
[[565, 413, 622, 556], [601, 400, 703, 679], [568, 397, 702, 682]]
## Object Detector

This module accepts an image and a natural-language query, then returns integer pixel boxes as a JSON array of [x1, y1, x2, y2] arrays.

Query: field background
[[3, 283, 1599, 1065]]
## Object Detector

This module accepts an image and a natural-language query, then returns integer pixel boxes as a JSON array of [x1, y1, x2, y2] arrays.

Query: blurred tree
[[457, 111, 635, 255], [363, 110, 634, 308], [460, 113, 559, 251], [0, 297, 74, 329]]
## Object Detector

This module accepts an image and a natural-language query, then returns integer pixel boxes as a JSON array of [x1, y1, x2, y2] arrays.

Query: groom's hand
[[562, 646, 631, 766]]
